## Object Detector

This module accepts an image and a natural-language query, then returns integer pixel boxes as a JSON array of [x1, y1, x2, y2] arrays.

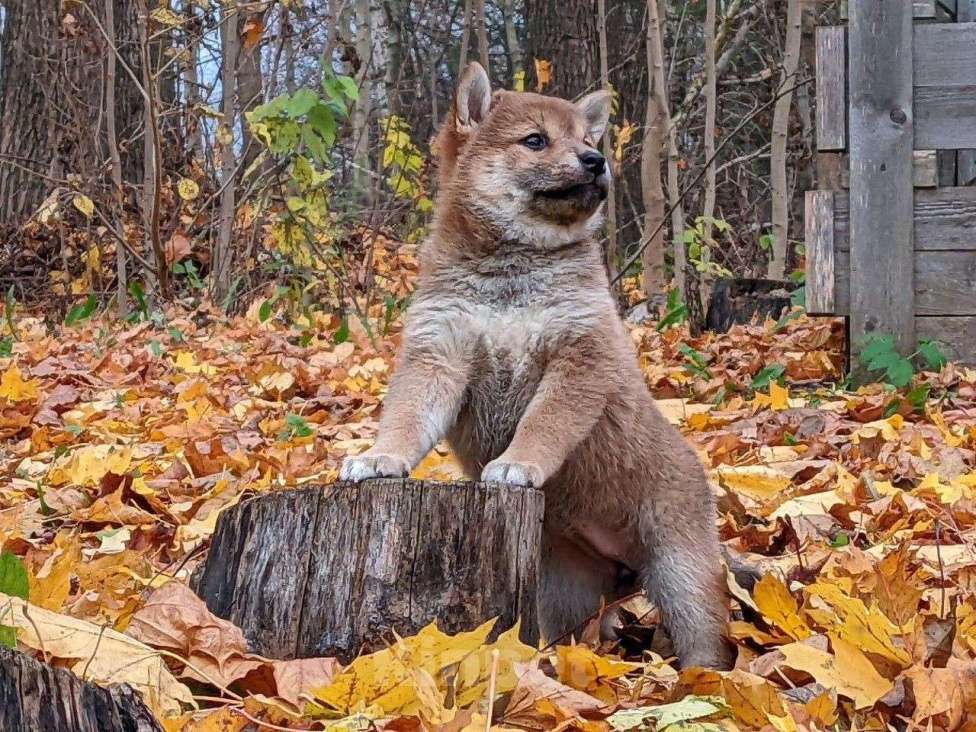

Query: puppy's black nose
[[579, 150, 606, 176]]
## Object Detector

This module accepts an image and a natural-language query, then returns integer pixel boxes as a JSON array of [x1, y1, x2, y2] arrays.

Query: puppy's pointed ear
[[455, 62, 492, 133], [576, 90, 612, 143]]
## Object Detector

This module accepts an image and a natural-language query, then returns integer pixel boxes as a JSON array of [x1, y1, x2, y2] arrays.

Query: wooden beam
[[805, 191, 836, 315], [832, 188, 976, 252], [847, 0, 915, 365], [913, 150, 938, 187], [917, 316, 976, 364], [832, 250, 976, 317], [816, 27, 847, 151], [840, 1, 938, 19]]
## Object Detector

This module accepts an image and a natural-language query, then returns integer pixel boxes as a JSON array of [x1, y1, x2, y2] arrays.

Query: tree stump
[[706, 278, 796, 333], [0, 647, 162, 732], [194, 479, 544, 661]]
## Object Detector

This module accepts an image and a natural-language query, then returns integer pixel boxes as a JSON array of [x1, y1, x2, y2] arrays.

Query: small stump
[[194, 479, 544, 661], [0, 647, 162, 732], [706, 278, 796, 333]]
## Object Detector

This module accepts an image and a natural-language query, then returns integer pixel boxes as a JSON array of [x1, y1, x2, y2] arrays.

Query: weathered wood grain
[[914, 22, 976, 87], [805, 191, 835, 315], [840, 1, 938, 20], [831, 249, 976, 317], [831, 188, 976, 252], [847, 0, 915, 363], [917, 316, 976, 363], [195, 479, 544, 661], [816, 27, 846, 152], [915, 86, 976, 150], [0, 648, 162, 732]]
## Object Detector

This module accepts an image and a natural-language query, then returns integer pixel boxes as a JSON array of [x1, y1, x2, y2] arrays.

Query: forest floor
[[2, 248, 976, 730]]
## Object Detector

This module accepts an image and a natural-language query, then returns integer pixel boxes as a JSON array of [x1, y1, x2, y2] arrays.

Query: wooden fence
[[805, 0, 976, 367]]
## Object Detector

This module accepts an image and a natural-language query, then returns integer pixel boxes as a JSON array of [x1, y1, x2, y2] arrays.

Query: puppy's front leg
[[341, 347, 468, 481], [482, 340, 607, 487]]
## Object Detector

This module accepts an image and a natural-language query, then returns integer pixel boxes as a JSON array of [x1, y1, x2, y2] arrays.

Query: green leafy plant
[[750, 363, 786, 391], [278, 413, 314, 442], [859, 334, 949, 388], [64, 294, 98, 326], [657, 288, 689, 332], [679, 344, 712, 380], [681, 217, 734, 279], [173, 260, 205, 290]]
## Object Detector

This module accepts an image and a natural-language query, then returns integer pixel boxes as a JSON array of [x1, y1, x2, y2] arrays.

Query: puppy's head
[[433, 63, 611, 247]]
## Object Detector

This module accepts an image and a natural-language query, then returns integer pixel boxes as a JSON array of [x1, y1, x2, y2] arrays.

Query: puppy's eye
[[521, 133, 548, 151]]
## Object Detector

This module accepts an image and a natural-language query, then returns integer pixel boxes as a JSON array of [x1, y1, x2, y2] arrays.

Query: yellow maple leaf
[[173, 350, 218, 377], [805, 581, 911, 667], [48, 444, 133, 487], [779, 635, 892, 709], [554, 645, 639, 703], [716, 465, 791, 502], [752, 574, 812, 640], [0, 364, 40, 402], [312, 620, 534, 716]]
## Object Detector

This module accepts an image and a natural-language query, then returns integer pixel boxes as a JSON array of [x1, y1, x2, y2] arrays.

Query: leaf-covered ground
[[2, 249, 976, 730]]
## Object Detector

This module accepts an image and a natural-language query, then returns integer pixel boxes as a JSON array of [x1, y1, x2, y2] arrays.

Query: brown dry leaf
[[504, 662, 605, 728], [271, 657, 341, 708], [128, 581, 265, 688]]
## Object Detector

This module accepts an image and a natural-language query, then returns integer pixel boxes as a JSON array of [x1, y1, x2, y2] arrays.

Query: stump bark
[[194, 479, 544, 661], [706, 278, 796, 333], [0, 647, 162, 732]]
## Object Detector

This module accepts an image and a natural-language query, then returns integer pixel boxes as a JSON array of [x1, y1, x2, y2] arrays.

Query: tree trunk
[[768, 0, 802, 280], [640, 0, 668, 301], [237, 9, 265, 173], [459, 0, 473, 68], [351, 0, 373, 205], [699, 0, 717, 310], [194, 479, 544, 662], [213, 1, 240, 302], [0, 0, 142, 226], [525, 0, 597, 98], [502, 0, 522, 86], [0, 647, 162, 732], [476, 0, 490, 73], [597, 0, 617, 283]]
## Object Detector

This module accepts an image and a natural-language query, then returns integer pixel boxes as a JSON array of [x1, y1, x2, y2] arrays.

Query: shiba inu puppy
[[341, 63, 732, 669]]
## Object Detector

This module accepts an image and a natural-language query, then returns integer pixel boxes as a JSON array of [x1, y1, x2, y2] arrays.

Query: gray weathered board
[[806, 188, 976, 362], [194, 479, 544, 661], [815, 21, 976, 176]]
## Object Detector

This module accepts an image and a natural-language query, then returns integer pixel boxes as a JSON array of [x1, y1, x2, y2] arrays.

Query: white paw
[[340, 452, 411, 481], [480, 459, 544, 487]]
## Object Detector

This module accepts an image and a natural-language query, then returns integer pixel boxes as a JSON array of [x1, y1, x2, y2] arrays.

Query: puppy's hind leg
[[640, 496, 732, 669], [537, 531, 621, 644]]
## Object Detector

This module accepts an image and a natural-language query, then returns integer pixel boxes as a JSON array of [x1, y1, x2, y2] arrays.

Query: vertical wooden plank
[[805, 191, 836, 315], [959, 0, 976, 185], [848, 1, 915, 369], [913, 150, 938, 187], [816, 27, 847, 151]]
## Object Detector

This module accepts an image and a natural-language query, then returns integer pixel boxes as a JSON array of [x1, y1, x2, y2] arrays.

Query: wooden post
[[847, 0, 915, 374], [194, 479, 544, 661], [0, 648, 162, 732], [959, 0, 976, 184]]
